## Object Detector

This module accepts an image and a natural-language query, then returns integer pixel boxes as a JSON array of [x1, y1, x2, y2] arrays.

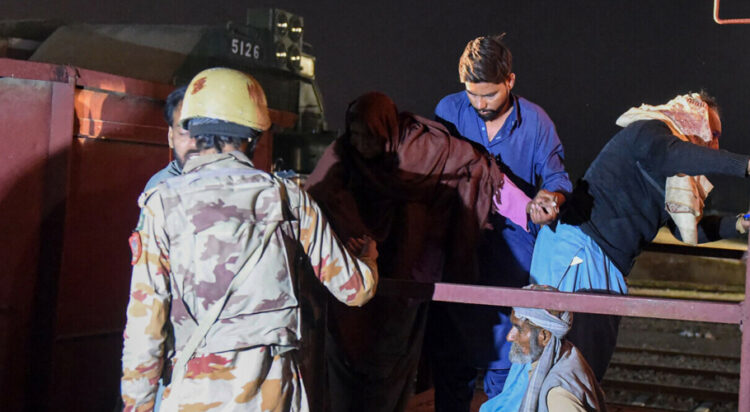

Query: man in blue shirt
[[143, 86, 193, 191], [429, 34, 572, 412], [139, 85, 190, 412]]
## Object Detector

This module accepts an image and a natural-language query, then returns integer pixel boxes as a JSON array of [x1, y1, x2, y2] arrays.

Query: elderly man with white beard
[[480, 285, 606, 412]]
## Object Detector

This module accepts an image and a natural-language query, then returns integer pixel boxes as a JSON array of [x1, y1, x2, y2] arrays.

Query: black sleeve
[[668, 214, 743, 243], [632, 121, 749, 178]]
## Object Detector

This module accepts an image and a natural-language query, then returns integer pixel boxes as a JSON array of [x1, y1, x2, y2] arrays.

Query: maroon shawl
[[306, 91, 503, 284]]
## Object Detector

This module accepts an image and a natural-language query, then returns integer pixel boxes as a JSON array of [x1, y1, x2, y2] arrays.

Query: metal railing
[[714, 0, 750, 25], [378, 239, 750, 411]]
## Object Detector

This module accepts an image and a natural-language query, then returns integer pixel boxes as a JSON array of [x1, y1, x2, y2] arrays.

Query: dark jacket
[[564, 120, 748, 274]]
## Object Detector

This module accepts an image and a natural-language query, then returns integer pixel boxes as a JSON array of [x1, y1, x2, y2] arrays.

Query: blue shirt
[[434, 92, 572, 370], [143, 160, 181, 192], [435, 92, 572, 198]]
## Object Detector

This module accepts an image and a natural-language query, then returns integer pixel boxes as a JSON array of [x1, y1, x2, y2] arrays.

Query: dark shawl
[[305, 92, 504, 371]]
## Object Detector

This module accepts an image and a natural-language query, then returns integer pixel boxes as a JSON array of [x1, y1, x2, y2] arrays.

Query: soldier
[[121, 67, 378, 412]]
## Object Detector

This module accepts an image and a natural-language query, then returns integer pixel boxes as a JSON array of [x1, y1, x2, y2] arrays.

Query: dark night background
[[5, 0, 750, 211]]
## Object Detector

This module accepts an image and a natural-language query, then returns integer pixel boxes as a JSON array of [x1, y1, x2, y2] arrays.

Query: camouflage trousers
[[160, 347, 308, 412]]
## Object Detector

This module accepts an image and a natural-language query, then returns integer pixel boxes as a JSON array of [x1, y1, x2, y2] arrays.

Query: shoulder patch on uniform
[[129, 232, 142, 265]]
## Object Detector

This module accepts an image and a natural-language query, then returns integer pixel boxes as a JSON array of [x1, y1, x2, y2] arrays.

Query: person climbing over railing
[[527, 91, 750, 388]]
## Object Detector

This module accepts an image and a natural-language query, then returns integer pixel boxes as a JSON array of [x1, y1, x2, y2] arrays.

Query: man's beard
[[474, 107, 501, 122], [174, 149, 199, 169], [509, 329, 545, 364]]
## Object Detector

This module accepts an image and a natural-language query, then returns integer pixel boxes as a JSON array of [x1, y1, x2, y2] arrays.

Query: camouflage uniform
[[121, 151, 377, 412]]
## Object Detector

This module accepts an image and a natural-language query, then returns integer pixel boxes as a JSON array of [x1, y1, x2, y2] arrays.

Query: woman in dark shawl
[[305, 92, 530, 412]]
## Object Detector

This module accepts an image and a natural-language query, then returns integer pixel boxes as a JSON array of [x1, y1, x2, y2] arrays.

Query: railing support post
[[739, 236, 750, 411]]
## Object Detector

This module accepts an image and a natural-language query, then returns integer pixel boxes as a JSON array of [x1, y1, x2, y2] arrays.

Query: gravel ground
[[606, 365, 738, 392], [616, 317, 741, 356], [604, 316, 742, 410], [610, 352, 739, 373], [606, 389, 738, 412]]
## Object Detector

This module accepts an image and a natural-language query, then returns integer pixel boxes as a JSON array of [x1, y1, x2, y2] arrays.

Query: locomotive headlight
[[289, 16, 303, 42], [275, 13, 288, 36], [287, 44, 301, 70], [275, 42, 288, 60]]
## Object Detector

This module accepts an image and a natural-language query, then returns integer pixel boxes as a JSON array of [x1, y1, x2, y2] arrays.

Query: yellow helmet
[[180, 67, 272, 132]]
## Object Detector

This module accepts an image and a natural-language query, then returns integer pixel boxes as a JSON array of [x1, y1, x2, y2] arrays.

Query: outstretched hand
[[527, 189, 562, 226], [739, 211, 750, 232]]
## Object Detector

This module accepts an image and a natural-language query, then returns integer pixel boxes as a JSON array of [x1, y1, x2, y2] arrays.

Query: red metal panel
[[269, 108, 298, 129], [0, 77, 56, 411], [0, 59, 173, 127], [0, 57, 75, 83], [52, 334, 123, 411], [26, 78, 77, 412], [253, 129, 273, 172], [74, 88, 167, 144], [49, 138, 169, 410], [55, 138, 168, 336], [76, 66, 173, 100]]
